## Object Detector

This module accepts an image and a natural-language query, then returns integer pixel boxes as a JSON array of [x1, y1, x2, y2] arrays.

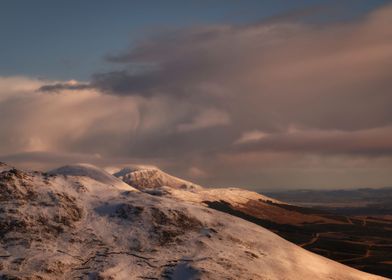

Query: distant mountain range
[[265, 187, 392, 215]]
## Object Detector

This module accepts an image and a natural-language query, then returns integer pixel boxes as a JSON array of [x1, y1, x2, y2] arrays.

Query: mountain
[[112, 167, 350, 225], [49, 163, 137, 192], [113, 166, 203, 193], [0, 162, 385, 279], [113, 166, 392, 278]]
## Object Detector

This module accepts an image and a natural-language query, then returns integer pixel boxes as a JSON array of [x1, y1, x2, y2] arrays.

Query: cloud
[[231, 126, 392, 156], [0, 76, 43, 101], [3, 4, 392, 189], [235, 130, 269, 144], [0, 77, 142, 157], [39, 80, 91, 92], [42, 5, 392, 132], [177, 108, 230, 132], [187, 166, 208, 179]]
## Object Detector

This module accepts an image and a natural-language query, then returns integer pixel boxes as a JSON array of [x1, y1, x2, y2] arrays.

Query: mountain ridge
[[0, 162, 386, 279]]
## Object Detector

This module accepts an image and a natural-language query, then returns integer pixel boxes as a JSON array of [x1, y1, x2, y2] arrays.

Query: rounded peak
[[49, 163, 136, 191], [113, 165, 202, 191]]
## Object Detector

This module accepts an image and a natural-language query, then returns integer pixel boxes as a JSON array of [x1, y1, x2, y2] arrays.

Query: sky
[[1, 0, 392, 191]]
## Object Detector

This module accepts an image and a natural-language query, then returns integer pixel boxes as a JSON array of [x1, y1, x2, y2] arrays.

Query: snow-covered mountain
[[113, 166, 203, 192], [49, 163, 137, 192], [0, 162, 386, 279], [113, 167, 338, 225]]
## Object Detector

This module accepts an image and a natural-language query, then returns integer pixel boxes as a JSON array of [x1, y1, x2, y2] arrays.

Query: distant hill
[[265, 187, 392, 215]]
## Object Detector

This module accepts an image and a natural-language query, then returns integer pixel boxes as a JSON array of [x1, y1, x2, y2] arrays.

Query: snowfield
[[0, 163, 386, 279]]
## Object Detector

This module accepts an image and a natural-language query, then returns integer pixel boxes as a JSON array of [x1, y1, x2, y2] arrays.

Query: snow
[[113, 166, 281, 204], [112, 165, 158, 177], [0, 164, 386, 279], [169, 187, 282, 206], [113, 167, 348, 225], [169, 262, 200, 280], [114, 166, 203, 191], [49, 163, 137, 192]]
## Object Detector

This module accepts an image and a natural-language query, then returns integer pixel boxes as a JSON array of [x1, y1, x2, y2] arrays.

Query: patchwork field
[[205, 200, 392, 278]]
